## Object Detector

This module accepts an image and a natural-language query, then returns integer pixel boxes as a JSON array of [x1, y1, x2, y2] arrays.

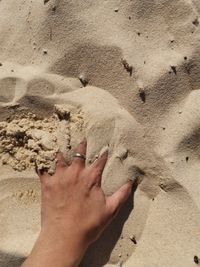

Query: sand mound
[[0, 105, 84, 173], [0, 0, 200, 266]]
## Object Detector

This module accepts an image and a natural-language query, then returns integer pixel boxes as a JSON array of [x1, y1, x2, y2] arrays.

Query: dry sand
[[0, 0, 200, 266]]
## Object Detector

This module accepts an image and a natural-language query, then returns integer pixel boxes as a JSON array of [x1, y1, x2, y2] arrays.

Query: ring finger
[[71, 138, 87, 169]]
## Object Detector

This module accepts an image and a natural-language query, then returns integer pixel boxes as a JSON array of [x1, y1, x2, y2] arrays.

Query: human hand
[[22, 139, 133, 267]]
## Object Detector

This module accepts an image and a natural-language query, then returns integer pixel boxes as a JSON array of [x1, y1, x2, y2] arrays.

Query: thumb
[[106, 180, 133, 218]]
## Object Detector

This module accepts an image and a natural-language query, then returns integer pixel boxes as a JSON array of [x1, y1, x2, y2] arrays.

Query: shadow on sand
[[0, 251, 26, 267], [80, 185, 137, 267]]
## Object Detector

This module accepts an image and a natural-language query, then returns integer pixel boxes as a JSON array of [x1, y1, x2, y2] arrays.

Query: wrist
[[41, 227, 88, 264], [23, 228, 88, 267]]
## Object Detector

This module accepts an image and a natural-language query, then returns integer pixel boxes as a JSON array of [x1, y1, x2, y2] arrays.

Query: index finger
[[71, 138, 87, 169], [34, 162, 50, 184]]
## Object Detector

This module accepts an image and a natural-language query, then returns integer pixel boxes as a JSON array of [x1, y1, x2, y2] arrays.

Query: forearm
[[22, 230, 88, 267]]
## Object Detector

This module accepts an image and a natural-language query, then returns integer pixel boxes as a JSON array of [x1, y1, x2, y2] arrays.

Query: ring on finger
[[73, 153, 86, 160]]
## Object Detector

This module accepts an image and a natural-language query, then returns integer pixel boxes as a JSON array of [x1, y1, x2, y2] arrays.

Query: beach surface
[[0, 1, 200, 266]]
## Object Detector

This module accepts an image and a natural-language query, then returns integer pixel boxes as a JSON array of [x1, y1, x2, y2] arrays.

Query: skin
[[22, 139, 133, 267]]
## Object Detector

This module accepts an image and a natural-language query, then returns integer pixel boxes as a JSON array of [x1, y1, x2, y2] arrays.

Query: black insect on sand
[[171, 66, 177, 75], [121, 59, 133, 76], [139, 89, 146, 103], [192, 18, 199, 27], [194, 255, 199, 264]]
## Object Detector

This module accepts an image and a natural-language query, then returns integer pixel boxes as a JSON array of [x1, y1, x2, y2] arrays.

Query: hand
[[22, 139, 133, 267]]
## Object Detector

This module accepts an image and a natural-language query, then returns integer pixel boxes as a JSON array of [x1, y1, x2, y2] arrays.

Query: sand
[[0, 0, 200, 266]]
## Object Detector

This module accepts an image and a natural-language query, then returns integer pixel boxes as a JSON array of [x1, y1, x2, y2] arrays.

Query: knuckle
[[81, 176, 94, 191], [91, 163, 100, 172], [83, 181, 93, 191], [42, 176, 58, 191], [66, 176, 77, 187], [93, 162, 104, 173], [89, 169, 99, 180], [56, 162, 66, 168]]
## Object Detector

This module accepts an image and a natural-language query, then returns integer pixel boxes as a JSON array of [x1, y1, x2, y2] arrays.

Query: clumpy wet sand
[[0, 1, 200, 266]]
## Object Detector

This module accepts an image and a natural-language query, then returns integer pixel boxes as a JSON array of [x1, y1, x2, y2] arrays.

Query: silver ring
[[73, 153, 86, 160]]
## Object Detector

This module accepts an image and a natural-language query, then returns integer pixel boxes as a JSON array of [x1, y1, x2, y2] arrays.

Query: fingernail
[[34, 161, 46, 176], [129, 176, 137, 183], [80, 137, 87, 144], [37, 167, 48, 176], [101, 151, 109, 157], [100, 146, 109, 157]]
